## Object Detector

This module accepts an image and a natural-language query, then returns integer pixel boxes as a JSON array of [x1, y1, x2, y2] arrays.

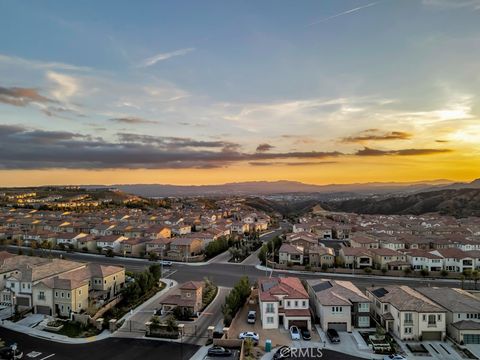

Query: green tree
[[149, 264, 162, 283], [363, 267, 372, 275], [105, 249, 114, 257], [148, 252, 159, 262], [403, 267, 412, 276], [420, 268, 429, 278], [440, 269, 449, 278], [381, 267, 388, 275]]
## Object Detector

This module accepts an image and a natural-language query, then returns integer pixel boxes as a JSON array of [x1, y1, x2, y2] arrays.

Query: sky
[[0, 0, 479, 187]]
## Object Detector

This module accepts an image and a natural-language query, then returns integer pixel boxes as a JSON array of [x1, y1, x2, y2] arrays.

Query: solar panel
[[372, 287, 388, 297], [312, 281, 333, 292]]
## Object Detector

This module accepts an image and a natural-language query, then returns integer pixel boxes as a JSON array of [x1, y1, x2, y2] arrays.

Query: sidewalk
[[255, 265, 462, 284]]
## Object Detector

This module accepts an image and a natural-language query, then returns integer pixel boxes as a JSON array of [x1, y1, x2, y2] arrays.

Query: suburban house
[[349, 234, 379, 249], [286, 232, 318, 251], [308, 245, 335, 268], [403, 249, 444, 271], [167, 237, 203, 260], [370, 248, 407, 269], [339, 246, 373, 269], [278, 244, 304, 266], [145, 225, 172, 239], [367, 285, 446, 341], [76, 234, 98, 252], [0, 254, 125, 317], [145, 237, 172, 256], [121, 237, 148, 257], [306, 279, 371, 332], [96, 235, 129, 253], [417, 287, 480, 344], [257, 277, 311, 330], [430, 248, 476, 273], [160, 281, 204, 314]]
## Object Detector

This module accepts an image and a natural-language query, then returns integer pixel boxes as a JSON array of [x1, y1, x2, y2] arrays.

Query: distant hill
[[92, 179, 462, 197], [322, 188, 480, 218]]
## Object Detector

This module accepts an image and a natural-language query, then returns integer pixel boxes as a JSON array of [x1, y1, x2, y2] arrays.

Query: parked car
[[0, 345, 23, 360], [159, 260, 172, 267], [383, 355, 407, 360], [273, 346, 291, 360], [247, 310, 256, 324], [289, 325, 301, 340], [326, 328, 340, 343], [207, 346, 232, 357], [301, 328, 311, 340], [238, 332, 259, 343]]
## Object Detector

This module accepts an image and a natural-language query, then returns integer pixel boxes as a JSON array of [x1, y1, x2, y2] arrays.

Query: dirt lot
[[228, 303, 320, 350]]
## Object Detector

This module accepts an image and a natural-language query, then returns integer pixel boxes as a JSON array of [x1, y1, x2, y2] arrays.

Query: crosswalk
[[26, 351, 55, 360]]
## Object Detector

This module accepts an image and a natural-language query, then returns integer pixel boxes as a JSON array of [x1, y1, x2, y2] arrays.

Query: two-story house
[[307, 279, 371, 332], [367, 285, 446, 341], [160, 281, 204, 314], [417, 287, 480, 344], [258, 277, 311, 330]]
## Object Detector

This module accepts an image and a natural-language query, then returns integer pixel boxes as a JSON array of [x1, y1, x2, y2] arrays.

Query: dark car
[[273, 346, 291, 360], [207, 346, 232, 357], [301, 328, 311, 340], [0, 346, 23, 360], [326, 328, 340, 343]]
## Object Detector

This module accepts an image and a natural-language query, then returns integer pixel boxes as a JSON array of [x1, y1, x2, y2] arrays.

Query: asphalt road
[[0, 327, 198, 360]]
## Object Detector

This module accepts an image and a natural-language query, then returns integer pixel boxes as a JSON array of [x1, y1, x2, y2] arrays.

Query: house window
[[332, 306, 343, 313], [302, 301, 306, 307], [267, 317, 274, 324], [186, 292, 191, 298], [428, 315, 436, 326], [38, 291, 45, 301], [384, 304, 388, 312], [79, 290, 81, 295], [55, 291, 58, 297], [67, 293, 70, 298], [437, 314, 441, 321], [22, 284, 25, 289], [405, 327, 412, 334], [266, 303, 275, 313], [423, 314, 426, 321], [294, 301, 298, 307], [61, 292, 64, 298], [78, 303, 82, 309], [287, 301, 291, 307], [404, 313, 413, 324]]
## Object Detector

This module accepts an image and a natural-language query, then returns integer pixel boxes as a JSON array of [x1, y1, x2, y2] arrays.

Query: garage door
[[328, 322, 348, 331], [464, 334, 480, 344], [422, 331, 442, 341], [36, 305, 51, 315], [16, 296, 30, 307], [289, 320, 308, 329]]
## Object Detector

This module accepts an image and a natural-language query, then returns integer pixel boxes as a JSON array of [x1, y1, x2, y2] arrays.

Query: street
[[0, 327, 199, 360]]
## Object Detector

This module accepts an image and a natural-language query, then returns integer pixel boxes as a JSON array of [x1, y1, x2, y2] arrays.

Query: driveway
[[182, 286, 230, 345]]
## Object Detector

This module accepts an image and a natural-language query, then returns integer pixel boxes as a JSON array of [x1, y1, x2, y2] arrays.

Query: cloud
[[249, 161, 337, 167], [0, 124, 343, 170], [0, 54, 91, 72], [422, 0, 480, 10], [307, 1, 380, 26], [46, 71, 80, 102], [0, 86, 54, 106], [256, 143, 275, 152], [138, 48, 195, 67], [435, 139, 449, 143], [355, 147, 453, 156], [341, 129, 412, 143], [109, 117, 158, 125]]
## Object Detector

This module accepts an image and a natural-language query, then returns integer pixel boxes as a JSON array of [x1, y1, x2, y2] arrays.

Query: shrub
[[363, 267, 372, 274]]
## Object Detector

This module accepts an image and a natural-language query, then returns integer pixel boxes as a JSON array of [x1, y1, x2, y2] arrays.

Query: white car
[[289, 326, 301, 340], [384, 355, 407, 360], [239, 331, 260, 343]]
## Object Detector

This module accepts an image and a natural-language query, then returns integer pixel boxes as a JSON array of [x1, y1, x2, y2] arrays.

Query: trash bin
[[265, 339, 272, 352]]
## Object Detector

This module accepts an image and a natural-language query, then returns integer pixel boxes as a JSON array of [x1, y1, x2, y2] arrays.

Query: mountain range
[[94, 178, 480, 197]]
